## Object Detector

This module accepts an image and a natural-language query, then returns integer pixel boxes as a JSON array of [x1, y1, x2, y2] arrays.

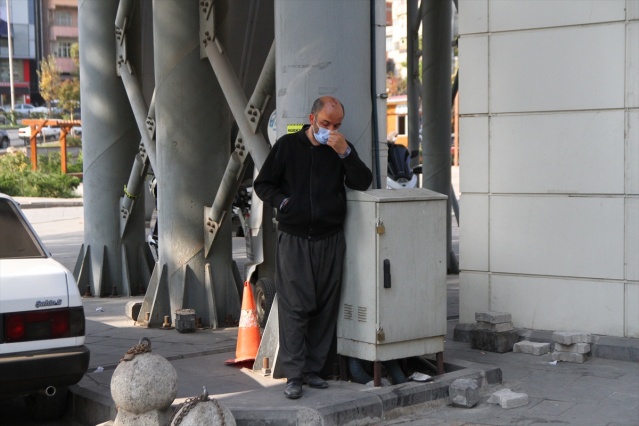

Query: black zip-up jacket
[[254, 126, 372, 240]]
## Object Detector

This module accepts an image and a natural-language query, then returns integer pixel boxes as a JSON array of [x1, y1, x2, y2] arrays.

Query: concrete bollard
[[110, 338, 178, 426], [170, 387, 236, 426], [449, 378, 479, 408]]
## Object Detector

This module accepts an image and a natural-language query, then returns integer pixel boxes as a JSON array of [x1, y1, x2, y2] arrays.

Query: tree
[[70, 42, 79, 68], [57, 78, 80, 120], [37, 55, 61, 114]]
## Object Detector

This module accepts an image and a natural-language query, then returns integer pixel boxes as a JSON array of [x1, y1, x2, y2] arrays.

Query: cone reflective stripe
[[225, 281, 261, 364]]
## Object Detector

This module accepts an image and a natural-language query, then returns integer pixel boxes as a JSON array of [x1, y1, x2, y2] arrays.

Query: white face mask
[[313, 123, 330, 144]]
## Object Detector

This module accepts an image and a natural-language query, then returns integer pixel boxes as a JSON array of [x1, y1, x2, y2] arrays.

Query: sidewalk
[[13, 184, 639, 426], [74, 298, 639, 426]]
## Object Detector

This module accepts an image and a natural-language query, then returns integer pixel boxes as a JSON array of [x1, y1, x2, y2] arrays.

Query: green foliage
[[70, 42, 80, 68], [0, 150, 81, 198], [58, 78, 80, 119], [37, 55, 61, 113], [66, 135, 82, 148]]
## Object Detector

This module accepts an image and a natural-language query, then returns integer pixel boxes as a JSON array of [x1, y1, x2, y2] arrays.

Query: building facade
[[458, 0, 638, 338], [0, 0, 39, 106], [0, 0, 78, 108], [41, 0, 78, 77]]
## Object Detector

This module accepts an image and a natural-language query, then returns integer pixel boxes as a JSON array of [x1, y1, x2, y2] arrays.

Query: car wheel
[[0, 137, 8, 149], [24, 386, 69, 421], [254, 277, 276, 329]]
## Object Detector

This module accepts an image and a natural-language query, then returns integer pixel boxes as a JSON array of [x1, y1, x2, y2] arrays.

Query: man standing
[[254, 96, 372, 399]]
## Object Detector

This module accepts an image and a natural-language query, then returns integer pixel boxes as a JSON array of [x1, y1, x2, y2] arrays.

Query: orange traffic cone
[[225, 281, 261, 365]]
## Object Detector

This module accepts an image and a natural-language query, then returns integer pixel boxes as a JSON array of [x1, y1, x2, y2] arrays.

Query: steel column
[[407, 0, 422, 168], [76, 0, 146, 297], [421, 0, 457, 272], [148, 0, 234, 327]]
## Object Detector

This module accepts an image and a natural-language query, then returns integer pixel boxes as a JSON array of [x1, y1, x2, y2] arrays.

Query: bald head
[[311, 96, 345, 117]]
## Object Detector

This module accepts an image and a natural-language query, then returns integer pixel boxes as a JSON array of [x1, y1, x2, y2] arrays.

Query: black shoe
[[284, 378, 303, 399], [303, 373, 328, 389]]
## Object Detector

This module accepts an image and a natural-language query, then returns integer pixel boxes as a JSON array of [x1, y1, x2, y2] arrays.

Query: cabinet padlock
[[376, 327, 385, 342], [376, 220, 385, 234]]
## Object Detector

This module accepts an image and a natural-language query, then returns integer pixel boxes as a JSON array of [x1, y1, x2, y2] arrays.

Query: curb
[[16, 199, 83, 209], [67, 357, 501, 425]]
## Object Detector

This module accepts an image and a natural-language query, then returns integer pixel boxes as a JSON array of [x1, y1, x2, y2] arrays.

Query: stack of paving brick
[[471, 311, 519, 353], [551, 331, 591, 363], [513, 340, 550, 356]]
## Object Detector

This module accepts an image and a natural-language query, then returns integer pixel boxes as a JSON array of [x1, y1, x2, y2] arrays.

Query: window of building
[[55, 11, 73, 27], [53, 41, 73, 58], [397, 115, 406, 135], [0, 59, 25, 82]]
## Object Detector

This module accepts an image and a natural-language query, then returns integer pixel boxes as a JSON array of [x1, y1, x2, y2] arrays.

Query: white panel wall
[[627, 198, 639, 281], [490, 196, 625, 279], [489, 24, 625, 113], [459, 195, 488, 271], [626, 283, 639, 337], [459, 117, 488, 193], [458, 0, 639, 338], [458, 0, 487, 34], [490, 112, 625, 194], [459, 272, 489, 324], [490, 275, 625, 337], [488, 0, 626, 32], [458, 36, 488, 114], [628, 22, 639, 108]]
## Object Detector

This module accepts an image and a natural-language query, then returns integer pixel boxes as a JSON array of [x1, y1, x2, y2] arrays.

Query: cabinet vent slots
[[343, 304, 353, 320], [357, 306, 367, 322]]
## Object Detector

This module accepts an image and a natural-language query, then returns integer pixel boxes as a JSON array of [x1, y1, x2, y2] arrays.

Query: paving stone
[[475, 311, 512, 324], [476, 321, 514, 332], [487, 388, 529, 409], [552, 331, 592, 345], [471, 329, 519, 353], [551, 351, 587, 363], [449, 378, 479, 408], [513, 340, 550, 356], [554, 342, 591, 354]]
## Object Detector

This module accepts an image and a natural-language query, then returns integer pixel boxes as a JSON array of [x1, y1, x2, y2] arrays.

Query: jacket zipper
[[308, 145, 314, 238]]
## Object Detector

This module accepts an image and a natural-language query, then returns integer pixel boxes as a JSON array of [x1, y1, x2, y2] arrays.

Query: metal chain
[[120, 337, 152, 362], [170, 386, 226, 425]]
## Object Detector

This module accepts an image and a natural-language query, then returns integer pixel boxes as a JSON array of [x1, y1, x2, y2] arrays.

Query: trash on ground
[[408, 372, 433, 382]]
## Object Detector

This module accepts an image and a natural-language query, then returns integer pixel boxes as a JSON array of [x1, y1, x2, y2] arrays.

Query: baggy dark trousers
[[275, 230, 346, 380]]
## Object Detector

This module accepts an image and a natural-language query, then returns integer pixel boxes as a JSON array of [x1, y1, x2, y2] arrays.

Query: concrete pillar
[[274, 0, 379, 174], [77, 0, 146, 297]]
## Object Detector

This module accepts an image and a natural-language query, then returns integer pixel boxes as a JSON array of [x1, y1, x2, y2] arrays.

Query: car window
[[0, 199, 47, 258]]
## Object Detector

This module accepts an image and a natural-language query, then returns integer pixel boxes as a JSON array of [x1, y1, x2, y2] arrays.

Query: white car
[[11, 103, 36, 116], [0, 193, 90, 420], [18, 125, 61, 144]]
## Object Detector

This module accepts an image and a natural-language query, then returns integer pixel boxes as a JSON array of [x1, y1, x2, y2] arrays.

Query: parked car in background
[[18, 125, 61, 144], [0, 193, 90, 421], [30, 105, 50, 115], [0, 129, 10, 149], [11, 103, 36, 117]]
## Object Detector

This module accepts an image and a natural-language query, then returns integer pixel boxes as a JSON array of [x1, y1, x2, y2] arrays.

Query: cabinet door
[[376, 199, 447, 343]]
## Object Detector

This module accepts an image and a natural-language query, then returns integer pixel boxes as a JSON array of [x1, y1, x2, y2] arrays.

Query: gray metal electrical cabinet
[[337, 188, 448, 362]]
